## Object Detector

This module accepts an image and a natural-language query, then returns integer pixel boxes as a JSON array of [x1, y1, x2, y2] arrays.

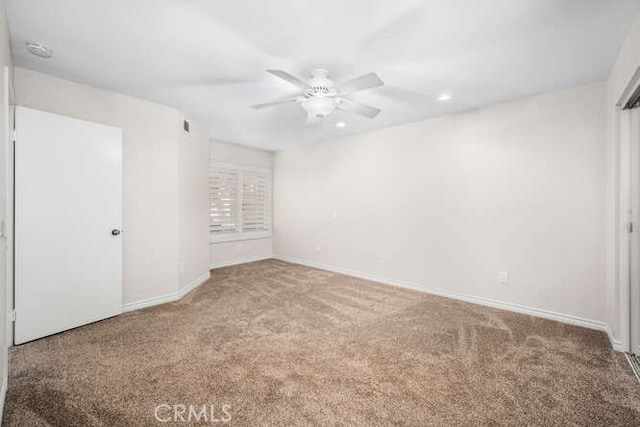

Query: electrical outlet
[[499, 271, 509, 284], [315, 244, 321, 252], [331, 210, 337, 219]]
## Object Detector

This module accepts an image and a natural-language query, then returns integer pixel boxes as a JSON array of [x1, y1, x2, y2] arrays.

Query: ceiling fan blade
[[267, 69, 310, 89], [337, 97, 381, 119], [250, 95, 303, 109], [305, 113, 323, 126], [335, 72, 384, 95]]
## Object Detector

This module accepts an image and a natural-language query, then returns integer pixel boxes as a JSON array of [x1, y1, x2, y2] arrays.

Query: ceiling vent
[[25, 41, 52, 58]]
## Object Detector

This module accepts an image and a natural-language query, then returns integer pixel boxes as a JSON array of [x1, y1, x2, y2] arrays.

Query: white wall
[[209, 141, 273, 268], [179, 118, 210, 288], [605, 12, 640, 348], [275, 82, 606, 325], [13, 67, 194, 306], [211, 141, 273, 169], [0, 0, 11, 413]]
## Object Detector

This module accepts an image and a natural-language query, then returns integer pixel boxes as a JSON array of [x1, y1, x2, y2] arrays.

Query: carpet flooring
[[3, 259, 640, 426]]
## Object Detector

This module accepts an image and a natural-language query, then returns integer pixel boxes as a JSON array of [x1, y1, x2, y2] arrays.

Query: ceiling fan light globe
[[301, 97, 336, 117]]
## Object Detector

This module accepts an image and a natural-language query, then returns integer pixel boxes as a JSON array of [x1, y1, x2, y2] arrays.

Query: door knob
[[111, 229, 121, 236]]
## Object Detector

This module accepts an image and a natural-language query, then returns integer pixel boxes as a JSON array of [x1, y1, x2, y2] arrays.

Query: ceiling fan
[[251, 68, 384, 125]]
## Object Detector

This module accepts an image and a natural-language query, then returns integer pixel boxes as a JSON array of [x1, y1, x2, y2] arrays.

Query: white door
[[14, 107, 122, 344]]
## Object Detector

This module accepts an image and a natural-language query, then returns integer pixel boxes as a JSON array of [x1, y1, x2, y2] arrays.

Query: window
[[209, 162, 271, 242], [209, 167, 239, 234], [241, 171, 270, 233]]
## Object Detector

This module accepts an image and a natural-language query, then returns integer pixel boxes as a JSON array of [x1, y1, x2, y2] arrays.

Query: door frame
[[625, 106, 640, 354], [619, 65, 640, 354], [3, 65, 13, 349]]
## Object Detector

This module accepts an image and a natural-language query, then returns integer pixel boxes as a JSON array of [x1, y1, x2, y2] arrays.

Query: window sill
[[209, 232, 272, 244]]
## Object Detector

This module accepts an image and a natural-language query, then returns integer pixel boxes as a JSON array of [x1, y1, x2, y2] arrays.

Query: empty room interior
[[2, 0, 640, 425]]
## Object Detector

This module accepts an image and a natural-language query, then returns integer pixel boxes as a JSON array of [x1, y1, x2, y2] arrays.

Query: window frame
[[209, 161, 272, 243]]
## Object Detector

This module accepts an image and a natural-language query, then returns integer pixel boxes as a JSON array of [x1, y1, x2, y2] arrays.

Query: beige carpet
[[3, 259, 640, 426]]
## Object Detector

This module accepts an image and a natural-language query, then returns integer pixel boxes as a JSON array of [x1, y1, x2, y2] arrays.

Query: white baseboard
[[0, 370, 7, 422], [121, 292, 177, 313], [178, 271, 211, 299], [274, 255, 620, 350], [210, 254, 272, 270], [122, 271, 211, 313], [607, 326, 626, 352]]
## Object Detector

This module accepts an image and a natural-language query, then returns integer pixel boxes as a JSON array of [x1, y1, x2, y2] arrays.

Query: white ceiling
[[6, 0, 640, 151]]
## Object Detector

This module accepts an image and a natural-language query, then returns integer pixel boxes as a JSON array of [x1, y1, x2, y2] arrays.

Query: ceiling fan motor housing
[[301, 68, 338, 117], [307, 68, 336, 96]]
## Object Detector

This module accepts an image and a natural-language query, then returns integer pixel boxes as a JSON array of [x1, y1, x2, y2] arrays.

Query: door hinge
[[630, 222, 634, 233], [11, 129, 16, 142], [8, 310, 16, 322]]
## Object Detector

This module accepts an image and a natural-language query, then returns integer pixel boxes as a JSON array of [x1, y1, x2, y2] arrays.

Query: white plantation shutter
[[209, 163, 271, 240], [209, 167, 239, 234], [242, 171, 270, 232]]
